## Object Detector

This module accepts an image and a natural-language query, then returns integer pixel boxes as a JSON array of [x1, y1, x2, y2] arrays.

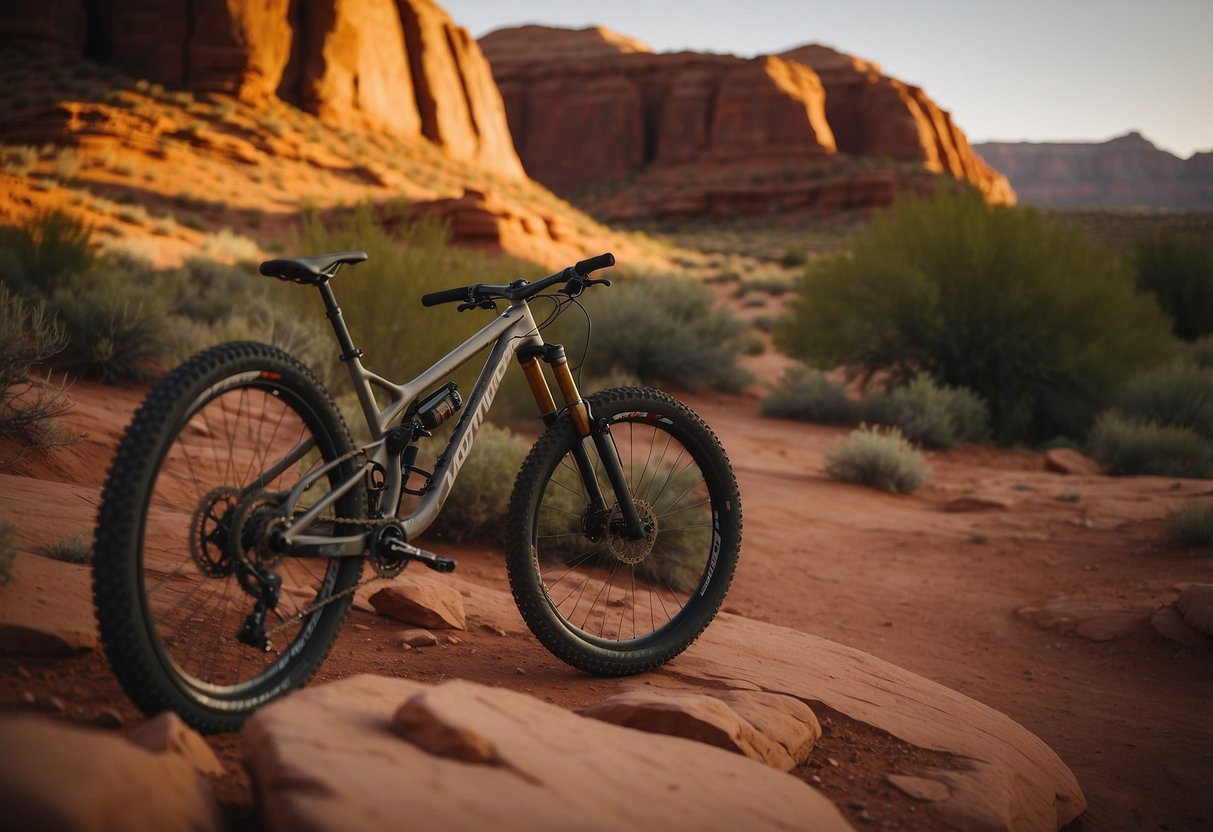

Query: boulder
[[243, 675, 855, 831], [580, 686, 820, 771], [1175, 584, 1213, 637], [369, 574, 466, 630], [1043, 448, 1106, 476], [0, 716, 223, 832], [1016, 597, 1146, 641], [127, 712, 225, 777], [1151, 606, 1210, 649]]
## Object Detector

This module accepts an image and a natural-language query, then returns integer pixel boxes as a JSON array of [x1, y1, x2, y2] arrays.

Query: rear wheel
[[93, 342, 364, 733], [505, 387, 741, 675]]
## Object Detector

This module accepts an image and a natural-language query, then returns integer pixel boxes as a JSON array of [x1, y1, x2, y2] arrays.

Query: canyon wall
[[0, 0, 524, 179]]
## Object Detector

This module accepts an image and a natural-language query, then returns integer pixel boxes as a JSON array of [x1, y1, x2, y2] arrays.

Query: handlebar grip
[[573, 252, 615, 278], [421, 286, 473, 307]]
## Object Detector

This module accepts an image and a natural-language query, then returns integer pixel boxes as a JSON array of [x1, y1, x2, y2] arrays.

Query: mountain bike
[[92, 251, 742, 733]]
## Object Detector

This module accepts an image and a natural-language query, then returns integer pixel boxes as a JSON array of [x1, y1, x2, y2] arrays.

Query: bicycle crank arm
[[380, 537, 457, 573]]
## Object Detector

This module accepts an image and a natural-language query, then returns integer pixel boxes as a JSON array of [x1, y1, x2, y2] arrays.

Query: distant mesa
[[974, 131, 1213, 210], [479, 26, 1013, 222]]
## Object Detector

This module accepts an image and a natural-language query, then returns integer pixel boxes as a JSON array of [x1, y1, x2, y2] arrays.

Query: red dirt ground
[[1, 380, 1210, 830]]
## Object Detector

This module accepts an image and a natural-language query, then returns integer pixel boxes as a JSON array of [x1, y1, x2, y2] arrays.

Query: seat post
[[316, 281, 362, 362]]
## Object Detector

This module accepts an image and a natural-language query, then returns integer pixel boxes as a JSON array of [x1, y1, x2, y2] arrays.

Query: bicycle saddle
[[260, 251, 368, 284]]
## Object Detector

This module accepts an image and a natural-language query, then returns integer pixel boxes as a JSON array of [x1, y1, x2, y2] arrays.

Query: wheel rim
[[137, 374, 345, 701], [532, 412, 721, 648]]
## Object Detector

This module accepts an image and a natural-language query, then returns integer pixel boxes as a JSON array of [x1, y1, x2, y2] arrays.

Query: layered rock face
[[975, 131, 1213, 210], [781, 44, 1013, 205], [482, 26, 836, 193], [481, 25, 1012, 217], [0, 0, 523, 179]]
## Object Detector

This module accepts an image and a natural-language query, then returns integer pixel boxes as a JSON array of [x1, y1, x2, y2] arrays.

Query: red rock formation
[[779, 43, 1012, 205], [482, 27, 1012, 216], [481, 27, 836, 194], [0, 0, 523, 179]]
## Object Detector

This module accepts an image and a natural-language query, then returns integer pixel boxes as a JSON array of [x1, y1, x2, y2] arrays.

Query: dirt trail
[[1, 382, 1210, 830]]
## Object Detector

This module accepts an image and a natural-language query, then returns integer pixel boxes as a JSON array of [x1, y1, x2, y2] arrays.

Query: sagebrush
[[775, 189, 1174, 443], [824, 425, 930, 493]]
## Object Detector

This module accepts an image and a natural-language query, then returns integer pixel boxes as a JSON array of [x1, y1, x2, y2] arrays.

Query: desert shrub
[[43, 531, 92, 564], [1114, 362, 1213, 441], [0, 210, 94, 293], [775, 188, 1175, 444], [1188, 335, 1213, 369], [50, 266, 170, 382], [0, 284, 71, 447], [780, 246, 808, 268], [571, 276, 752, 393], [53, 147, 80, 181], [201, 228, 260, 263], [860, 374, 990, 449], [421, 423, 529, 543], [1086, 412, 1213, 478], [824, 425, 929, 494], [0, 523, 14, 585], [2, 145, 38, 177], [1134, 231, 1213, 341], [288, 206, 532, 399], [761, 365, 856, 424], [1167, 504, 1213, 550]]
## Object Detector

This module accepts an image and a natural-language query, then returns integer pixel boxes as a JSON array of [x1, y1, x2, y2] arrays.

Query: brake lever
[[561, 277, 612, 297], [457, 299, 497, 312]]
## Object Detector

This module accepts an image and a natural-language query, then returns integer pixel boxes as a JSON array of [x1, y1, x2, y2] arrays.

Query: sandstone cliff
[[0, 0, 524, 179], [480, 26, 1012, 220], [975, 131, 1213, 210]]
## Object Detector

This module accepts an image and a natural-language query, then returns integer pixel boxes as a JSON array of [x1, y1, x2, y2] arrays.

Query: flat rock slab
[[1043, 448, 1105, 476], [668, 614, 1086, 832], [243, 675, 854, 832], [369, 574, 467, 630], [581, 686, 820, 771], [0, 552, 99, 655], [1016, 597, 1147, 642], [0, 716, 223, 832]]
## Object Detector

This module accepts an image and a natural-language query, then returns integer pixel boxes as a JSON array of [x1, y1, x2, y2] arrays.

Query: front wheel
[[92, 342, 365, 733], [505, 387, 741, 675]]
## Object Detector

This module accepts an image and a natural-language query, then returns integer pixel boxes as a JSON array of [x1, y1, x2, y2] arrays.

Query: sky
[[442, 0, 1213, 159]]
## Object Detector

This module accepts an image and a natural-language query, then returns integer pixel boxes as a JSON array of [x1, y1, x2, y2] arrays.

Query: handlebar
[[420, 252, 615, 308]]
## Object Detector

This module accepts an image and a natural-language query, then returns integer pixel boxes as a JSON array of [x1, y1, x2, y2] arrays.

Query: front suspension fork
[[518, 345, 647, 540]]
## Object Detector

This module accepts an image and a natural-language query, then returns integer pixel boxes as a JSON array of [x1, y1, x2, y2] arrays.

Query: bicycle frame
[[268, 281, 600, 557]]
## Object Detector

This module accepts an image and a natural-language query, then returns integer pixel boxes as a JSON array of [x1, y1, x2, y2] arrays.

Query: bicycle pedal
[[414, 549, 457, 573], [382, 537, 457, 573]]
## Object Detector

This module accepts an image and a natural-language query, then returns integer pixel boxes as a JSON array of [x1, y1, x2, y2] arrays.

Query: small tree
[[1134, 231, 1213, 341], [775, 188, 1174, 443]]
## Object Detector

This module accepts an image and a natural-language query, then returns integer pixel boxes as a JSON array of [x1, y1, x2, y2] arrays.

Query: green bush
[[0, 210, 94, 293], [761, 365, 856, 424], [572, 276, 752, 393], [43, 531, 92, 564], [774, 189, 1175, 443], [288, 206, 532, 400], [1115, 362, 1213, 441], [860, 373, 990, 449], [0, 283, 72, 447], [824, 425, 929, 493], [1134, 231, 1213, 341], [1167, 504, 1213, 549], [50, 266, 170, 382], [1188, 335, 1213, 369], [421, 423, 529, 543], [1086, 412, 1213, 478]]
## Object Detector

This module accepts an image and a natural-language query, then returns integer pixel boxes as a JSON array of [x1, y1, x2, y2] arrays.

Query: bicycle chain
[[262, 513, 400, 637]]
